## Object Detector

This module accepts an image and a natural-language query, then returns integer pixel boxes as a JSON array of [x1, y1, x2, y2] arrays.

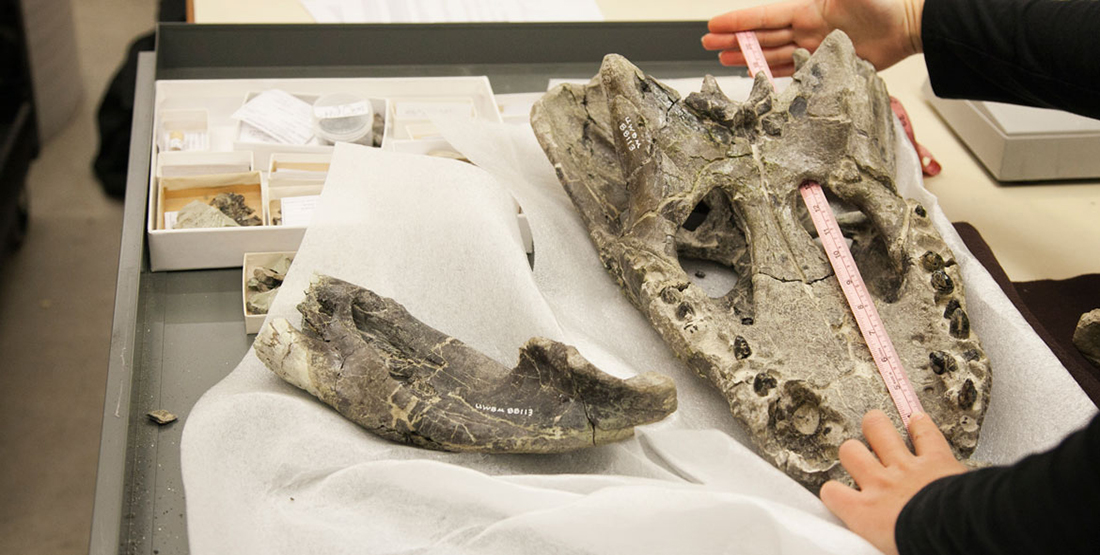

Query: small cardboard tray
[[156, 150, 253, 178], [157, 108, 209, 151], [156, 172, 265, 231], [269, 152, 332, 176], [242, 251, 296, 335], [233, 95, 389, 169], [267, 181, 324, 227], [148, 172, 305, 271]]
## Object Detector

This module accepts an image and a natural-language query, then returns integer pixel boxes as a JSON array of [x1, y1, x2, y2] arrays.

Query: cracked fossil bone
[[530, 30, 990, 489], [255, 274, 677, 453]]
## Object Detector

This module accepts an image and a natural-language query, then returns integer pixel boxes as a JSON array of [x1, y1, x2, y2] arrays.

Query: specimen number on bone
[[255, 275, 677, 453], [530, 30, 990, 489]]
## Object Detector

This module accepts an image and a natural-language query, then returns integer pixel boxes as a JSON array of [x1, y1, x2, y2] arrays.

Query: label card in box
[[232, 90, 315, 145], [314, 101, 371, 119], [280, 195, 321, 227]]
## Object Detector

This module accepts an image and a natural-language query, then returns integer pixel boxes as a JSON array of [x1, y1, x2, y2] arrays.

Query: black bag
[[92, 31, 154, 199], [92, 0, 185, 198]]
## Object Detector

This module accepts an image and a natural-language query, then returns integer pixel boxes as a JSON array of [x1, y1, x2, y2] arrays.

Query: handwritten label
[[232, 90, 315, 145], [618, 116, 642, 152], [279, 195, 321, 227], [475, 403, 534, 417], [313, 100, 371, 119]]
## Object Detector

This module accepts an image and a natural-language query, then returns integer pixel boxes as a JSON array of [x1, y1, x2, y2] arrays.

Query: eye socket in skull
[[675, 190, 750, 302]]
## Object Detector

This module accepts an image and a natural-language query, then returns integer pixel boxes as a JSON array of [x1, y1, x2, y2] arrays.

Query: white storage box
[[925, 81, 1100, 181], [150, 76, 500, 271], [150, 172, 302, 271], [242, 251, 296, 335]]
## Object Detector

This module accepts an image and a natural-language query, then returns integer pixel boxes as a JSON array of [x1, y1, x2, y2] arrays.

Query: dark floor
[[0, 1, 154, 553]]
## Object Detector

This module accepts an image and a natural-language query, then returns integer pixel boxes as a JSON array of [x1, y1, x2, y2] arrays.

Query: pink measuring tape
[[734, 32, 924, 426]]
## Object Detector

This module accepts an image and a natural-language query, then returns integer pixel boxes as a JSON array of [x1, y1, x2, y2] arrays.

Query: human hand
[[702, 0, 925, 75], [819, 410, 967, 555]]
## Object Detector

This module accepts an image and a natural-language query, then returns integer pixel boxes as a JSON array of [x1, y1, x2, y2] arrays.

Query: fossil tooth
[[931, 269, 955, 295], [950, 308, 971, 339], [921, 251, 945, 272], [929, 351, 958, 375], [943, 298, 961, 318]]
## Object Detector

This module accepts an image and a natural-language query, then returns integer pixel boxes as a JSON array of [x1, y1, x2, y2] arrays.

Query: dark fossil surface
[[211, 192, 262, 227], [255, 275, 677, 453], [530, 30, 991, 488], [1074, 309, 1100, 369]]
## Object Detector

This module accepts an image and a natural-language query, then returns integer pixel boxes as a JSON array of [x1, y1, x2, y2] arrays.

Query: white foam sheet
[[181, 81, 1095, 554]]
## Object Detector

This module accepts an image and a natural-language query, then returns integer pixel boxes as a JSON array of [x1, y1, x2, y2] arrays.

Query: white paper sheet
[[232, 90, 316, 145], [182, 77, 1096, 555]]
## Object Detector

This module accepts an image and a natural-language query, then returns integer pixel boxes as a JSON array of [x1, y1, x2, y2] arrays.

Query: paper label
[[163, 211, 178, 230], [238, 122, 280, 144], [314, 101, 371, 119], [232, 90, 315, 145], [618, 116, 642, 152], [394, 100, 475, 120], [161, 131, 208, 152], [474, 403, 534, 417], [279, 195, 321, 227]]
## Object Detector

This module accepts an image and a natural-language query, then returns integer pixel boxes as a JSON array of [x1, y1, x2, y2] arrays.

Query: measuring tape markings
[[735, 31, 775, 83], [734, 31, 924, 427]]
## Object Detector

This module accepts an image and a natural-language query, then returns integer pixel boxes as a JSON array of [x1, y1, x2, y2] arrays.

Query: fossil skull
[[530, 30, 990, 489]]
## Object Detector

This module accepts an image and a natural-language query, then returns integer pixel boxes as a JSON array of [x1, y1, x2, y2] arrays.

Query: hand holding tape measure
[[732, 30, 926, 428], [708, 2, 941, 176], [703, 0, 926, 74]]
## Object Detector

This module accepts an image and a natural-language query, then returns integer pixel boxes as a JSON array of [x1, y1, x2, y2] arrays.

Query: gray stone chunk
[[174, 200, 240, 229], [246, 287, 279, 315], [1074, 309, 1100, 368], [255, 274, 677, 453], [530, 30, 991, 489]]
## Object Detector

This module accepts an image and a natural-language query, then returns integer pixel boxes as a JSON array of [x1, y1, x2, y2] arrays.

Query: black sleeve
[[895, 413, 1100, 555], [921, 0, 1100, 119]]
